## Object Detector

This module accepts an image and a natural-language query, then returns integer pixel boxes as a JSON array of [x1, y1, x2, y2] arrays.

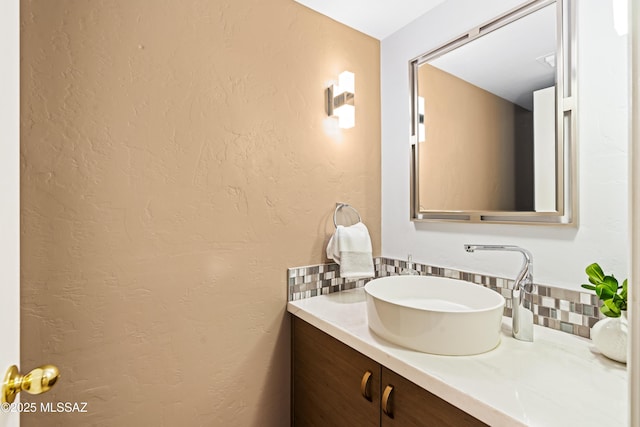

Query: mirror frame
[[409, 0, 577, 225]]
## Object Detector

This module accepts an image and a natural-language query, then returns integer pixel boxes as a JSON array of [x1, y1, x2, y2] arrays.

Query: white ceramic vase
[[591, 311, 628, 363]]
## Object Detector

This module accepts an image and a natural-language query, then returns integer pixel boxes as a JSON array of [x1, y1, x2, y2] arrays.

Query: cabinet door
[[380, 367, 487, 427], [293, 318, 380, 427]]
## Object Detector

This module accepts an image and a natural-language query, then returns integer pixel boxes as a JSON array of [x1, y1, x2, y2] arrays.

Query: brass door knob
[[2, 364, 60, 404]]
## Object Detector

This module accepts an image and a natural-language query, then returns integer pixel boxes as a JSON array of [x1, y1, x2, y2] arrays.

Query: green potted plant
[[581, 262, 628, 363], [581, 262, 627, 317]]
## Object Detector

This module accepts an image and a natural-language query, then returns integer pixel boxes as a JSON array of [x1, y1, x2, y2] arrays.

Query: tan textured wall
[[19, 1, 380, 426], [418, 64, 516, 211]]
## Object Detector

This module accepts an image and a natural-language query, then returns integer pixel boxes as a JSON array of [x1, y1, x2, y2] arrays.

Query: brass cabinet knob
[[2, 364, 60, 404]]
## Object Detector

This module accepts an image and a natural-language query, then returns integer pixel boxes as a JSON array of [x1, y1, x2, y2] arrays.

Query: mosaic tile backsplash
[[287, 257, 605, 339]]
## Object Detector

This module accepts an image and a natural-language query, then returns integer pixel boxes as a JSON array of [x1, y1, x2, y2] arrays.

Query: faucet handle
[[522, 279, 536, 294], [400, 255, 419, 276]]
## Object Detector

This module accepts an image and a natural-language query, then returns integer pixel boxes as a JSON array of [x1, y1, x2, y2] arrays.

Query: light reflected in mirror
[[410, 0, 576, 224]]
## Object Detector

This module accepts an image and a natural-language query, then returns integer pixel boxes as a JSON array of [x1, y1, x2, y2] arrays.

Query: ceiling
[[294, 0, 557, 110], [293, 0, 446, 40]]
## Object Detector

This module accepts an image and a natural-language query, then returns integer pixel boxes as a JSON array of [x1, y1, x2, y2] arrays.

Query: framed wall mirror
[[410, 0, 576, 225]]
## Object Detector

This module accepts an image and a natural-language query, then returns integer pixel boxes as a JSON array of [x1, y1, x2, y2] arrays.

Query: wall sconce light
[[327, 71, 355, 129], [612, 0, 628, 36], [418, 96, 425, 143]]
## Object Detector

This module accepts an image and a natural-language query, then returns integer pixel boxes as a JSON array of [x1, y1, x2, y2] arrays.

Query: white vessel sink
[[364, 276, 506, 356]]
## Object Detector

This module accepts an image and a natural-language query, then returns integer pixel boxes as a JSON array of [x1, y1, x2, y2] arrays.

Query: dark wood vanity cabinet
[[292, 317, 380, 426], [379, 367, 486, 427], [292, 317, 487, 427]]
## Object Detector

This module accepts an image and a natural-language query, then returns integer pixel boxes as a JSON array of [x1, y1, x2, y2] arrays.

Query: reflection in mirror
[[410, 0, 576, 224]]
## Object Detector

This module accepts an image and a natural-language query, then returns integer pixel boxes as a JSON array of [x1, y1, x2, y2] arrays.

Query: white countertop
[[287, 288, 628, 427]]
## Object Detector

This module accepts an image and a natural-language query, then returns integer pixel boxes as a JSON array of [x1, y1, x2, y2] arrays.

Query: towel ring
[[333, 203, 362, 228]]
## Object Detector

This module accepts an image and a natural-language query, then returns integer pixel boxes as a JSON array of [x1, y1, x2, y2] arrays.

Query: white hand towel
[[326, 222, 374, 279]]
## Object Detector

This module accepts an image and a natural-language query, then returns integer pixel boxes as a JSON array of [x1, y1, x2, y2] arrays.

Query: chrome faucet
[[464, 244, 534, 342], [400, 254, 420, 276]]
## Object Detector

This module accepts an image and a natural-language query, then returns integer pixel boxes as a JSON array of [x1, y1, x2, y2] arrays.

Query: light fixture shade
[[338, 71, 355, 94], [327, 70, 355, 129], [612, 0, 628, 36], [336, 104, 355, 129]]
